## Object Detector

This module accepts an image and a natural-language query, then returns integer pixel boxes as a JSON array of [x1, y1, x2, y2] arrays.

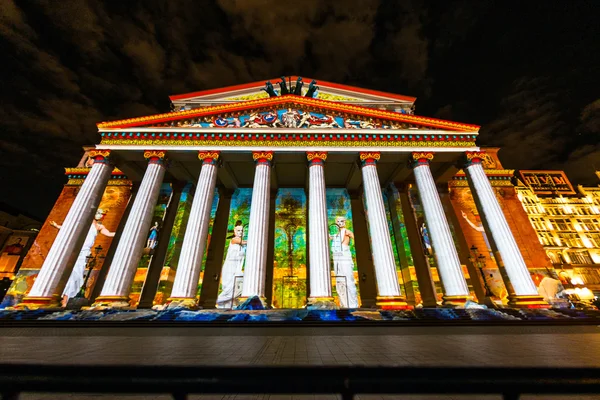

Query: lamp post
[[77, 245, 104, 299], [469, 245, 492, 297]]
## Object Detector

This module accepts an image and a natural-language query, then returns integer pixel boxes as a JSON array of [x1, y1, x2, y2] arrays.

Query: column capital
[[88, 150, 112, 164], [462, 151, 485, 168], [198, 151, 220, 165], [252, 151, 274, 165], [359, 152, 380, 166], [143, 150, 168, 165], [307, 151, 327, 165], [409, 152, 434, 168]]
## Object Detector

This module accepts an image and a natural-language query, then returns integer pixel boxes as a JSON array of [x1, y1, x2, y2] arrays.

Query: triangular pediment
[[97, 95, 479, 133]]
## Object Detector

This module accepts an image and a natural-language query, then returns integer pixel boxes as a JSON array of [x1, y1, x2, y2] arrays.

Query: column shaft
[[359, 153, 407, 309], [241, 152, 272, 300], [307, 153, 332, 301], [169, 152, 219, 306], [22, 151, 113, 307], [138, 182, 185, 308], [198, 188, 233, 308], [95, 152, 167, 307], [398, 185, 438, 307], [464, 153, 546, 307], [412, 153, 470, 302]]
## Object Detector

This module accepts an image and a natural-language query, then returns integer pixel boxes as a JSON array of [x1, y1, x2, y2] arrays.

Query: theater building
[[2, 77, 553, 311], [515, 170, 600, 295]]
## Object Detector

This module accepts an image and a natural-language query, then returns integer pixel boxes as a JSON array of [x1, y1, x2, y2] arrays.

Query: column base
[[508, 294, 550, 309], [376, 296, 411, 310], [236, 296, 269, 310], [441, 295, 473, 307], [90, 296, 131, 310], [15, 295, 61, 309], [307, 297, 338, 310], [165, 297, 200, 310]]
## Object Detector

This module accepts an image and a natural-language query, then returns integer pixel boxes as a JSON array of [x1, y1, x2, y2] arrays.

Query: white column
[[22, 151, 113, 307], [241, 151, 273, 300], [307, 152, 332, 301], [94, 151, 167, 307], [411, 152, 470, 299], [464, 152, 539, 296], [169, 151, 219, 305], [359, 153, 403, 302]]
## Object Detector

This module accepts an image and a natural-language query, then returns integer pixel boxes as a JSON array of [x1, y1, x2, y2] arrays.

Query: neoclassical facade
[[6, 77, 550, 310]]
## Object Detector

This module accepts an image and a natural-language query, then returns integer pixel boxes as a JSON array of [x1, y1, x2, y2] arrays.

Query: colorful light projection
[[326, 188, 361, 308], [151, 184, 219, 305], [216, 188, 252, 309], [196, 191, 219, 298], [153, 183, 194, 305], [385, 186, 421, 304], [273, 189, 307, 309], [0, 184, 131, 308], [129, 183, 173, 306]]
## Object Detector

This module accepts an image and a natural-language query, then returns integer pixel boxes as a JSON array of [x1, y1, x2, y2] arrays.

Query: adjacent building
[[515, 170, 600, 296]]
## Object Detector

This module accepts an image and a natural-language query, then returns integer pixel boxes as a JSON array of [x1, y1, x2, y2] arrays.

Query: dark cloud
[[0, 0, 598, 218]]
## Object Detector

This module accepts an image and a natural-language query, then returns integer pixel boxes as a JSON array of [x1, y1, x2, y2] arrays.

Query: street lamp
[[469, 245, 492, 297]]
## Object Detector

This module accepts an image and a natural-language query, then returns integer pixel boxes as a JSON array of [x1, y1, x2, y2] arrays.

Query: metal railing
[[1, 364, 600, 400]]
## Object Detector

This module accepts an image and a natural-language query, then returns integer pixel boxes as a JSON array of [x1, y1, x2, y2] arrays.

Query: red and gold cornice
[[65, 167, 129, 186], [99, 132, 477, 148], [65, 167, 125, 176], [97, 95, 480, 132]]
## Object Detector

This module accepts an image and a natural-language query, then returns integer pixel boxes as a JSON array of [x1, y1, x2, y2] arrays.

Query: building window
[[588, 233, 600, 248], [554, 219, 574, 231], [567, 250, 594, 265], [574, 268, 600, 284], [539, 233, 554, 246], [559, 233, 583, 248]]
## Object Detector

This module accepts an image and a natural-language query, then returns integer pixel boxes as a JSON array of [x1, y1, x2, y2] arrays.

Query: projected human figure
[[216, 221, 246, 308], [461, 210, 493, 258], [146, 222, 159, 250], [50, 208, 115, 307], [330, 216, 359, 308]]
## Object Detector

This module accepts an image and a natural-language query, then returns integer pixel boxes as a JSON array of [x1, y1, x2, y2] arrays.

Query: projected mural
[[153, 183, 194, 305], [216, 188, 252, 308], [273, 189, 307, 309], [129, 183, 173, 306], [326, 188, 361, 308]]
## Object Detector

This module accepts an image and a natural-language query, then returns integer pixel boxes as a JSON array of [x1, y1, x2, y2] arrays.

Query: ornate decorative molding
[[411, 152, 435, 162], [463, 151, 485, 167], [198, 151, 220, 161], [359, 152, 381, 162], [306, 151, 327, 162], [88, 150, 111, 163], [359, 152, 380, 166], [252, 151, 274, 164], [143, 150, 167, 160], [97, 96, 481, 132], [99, 137, 478, 148]]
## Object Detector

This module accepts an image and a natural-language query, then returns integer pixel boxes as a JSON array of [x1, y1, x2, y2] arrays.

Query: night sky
[[1, 1, 598, 220]]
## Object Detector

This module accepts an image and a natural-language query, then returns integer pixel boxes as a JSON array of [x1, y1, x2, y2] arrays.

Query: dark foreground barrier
[[1, 364, 600, 400]]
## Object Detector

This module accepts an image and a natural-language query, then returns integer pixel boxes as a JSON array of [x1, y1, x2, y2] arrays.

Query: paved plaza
[[1, 325, 600, 399]]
